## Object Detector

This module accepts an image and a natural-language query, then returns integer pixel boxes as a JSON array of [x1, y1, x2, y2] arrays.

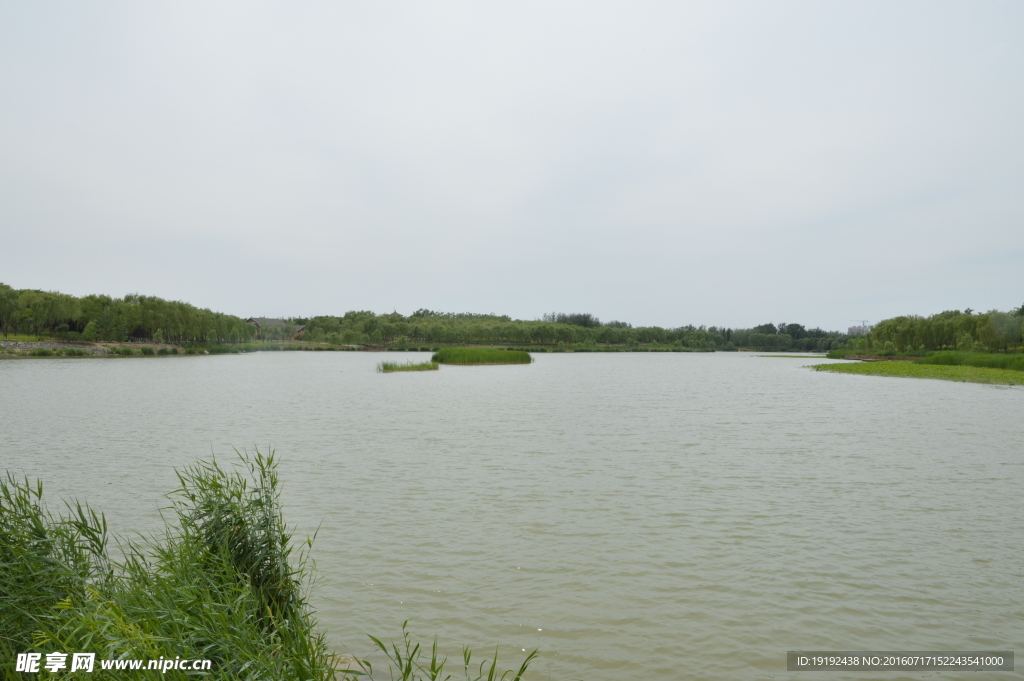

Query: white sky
[[1, 2, 1021, 330]]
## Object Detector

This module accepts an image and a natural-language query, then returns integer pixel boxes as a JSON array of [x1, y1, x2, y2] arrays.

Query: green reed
[[365, 622, 537, 681], [0, 451, 537, 681], [0, 451, 334, 681], [378, 360, 440, 373], [430, 348, 532, 365], [916, 351, 1024, 372]]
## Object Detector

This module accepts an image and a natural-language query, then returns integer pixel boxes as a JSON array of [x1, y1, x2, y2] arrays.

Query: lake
[[2, 351, 1021, 680]]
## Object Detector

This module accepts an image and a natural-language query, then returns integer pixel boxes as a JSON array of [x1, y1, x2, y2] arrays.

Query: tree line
[[301, 311, 852, 351], [0, 283, 254, 344], [9, 281, 1016, 354], [865, 307, 1024, 353]]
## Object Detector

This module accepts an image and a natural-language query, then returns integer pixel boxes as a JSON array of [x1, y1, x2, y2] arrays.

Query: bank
[[812, 360, 1024, 386]]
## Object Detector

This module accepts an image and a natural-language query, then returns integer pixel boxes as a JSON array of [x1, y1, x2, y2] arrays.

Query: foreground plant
[[1, 451, 538, 681], [352, 622, 536, 681], [0, 451, 335, 680]]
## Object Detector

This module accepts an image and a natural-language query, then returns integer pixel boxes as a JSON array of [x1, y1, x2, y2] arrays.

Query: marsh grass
[[812, 360, 1024, 385], [378, 361, 439, 373], [365, 622, 537, 681], [917, 351, 1024, 372], [431, 348, 532, 365], [1, 452, 538, 681], [0, 451, 335, 681]]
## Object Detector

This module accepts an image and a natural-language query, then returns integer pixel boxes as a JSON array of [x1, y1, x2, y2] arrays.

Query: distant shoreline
[[0, 339, 754, 358]]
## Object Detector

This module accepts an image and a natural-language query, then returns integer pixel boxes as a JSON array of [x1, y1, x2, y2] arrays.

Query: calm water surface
[[2, 352, 1021, 680]]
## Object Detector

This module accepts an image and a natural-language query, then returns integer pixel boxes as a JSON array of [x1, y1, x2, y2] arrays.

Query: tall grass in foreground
[[367, 622, 536, 681], [431, 348, 532, 365], [378, 360, 439, 373], [0, 451, 334, 681], [916, 351, 1024, 372], [1, 451, 537, 681]]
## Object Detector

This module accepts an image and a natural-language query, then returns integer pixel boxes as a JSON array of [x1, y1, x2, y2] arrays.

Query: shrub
[[140, 346, 155, 356]]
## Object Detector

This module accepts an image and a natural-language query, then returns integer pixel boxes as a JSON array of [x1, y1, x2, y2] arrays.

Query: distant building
[[848, 325, 872, 336], [388, 310, 403, 318], [246, 317, 305, 339]]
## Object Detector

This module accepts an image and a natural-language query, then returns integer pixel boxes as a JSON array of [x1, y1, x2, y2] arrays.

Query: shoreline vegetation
[[812, 360, 1024, 385], [1, 281, 1020, 365], [378, 360, 439, 373], [0, 282, 856, 353], [432, 348, 532, 365], [0, 451, 537, 681]]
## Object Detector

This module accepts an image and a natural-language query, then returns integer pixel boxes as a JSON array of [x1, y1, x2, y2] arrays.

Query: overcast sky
[[1, 2, 1021, 330]]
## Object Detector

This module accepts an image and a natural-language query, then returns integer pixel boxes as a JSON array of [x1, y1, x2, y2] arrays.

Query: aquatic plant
[[916, 351, 1024, 372], [0, 452, 537, 681], [377, 361, 439, 373], [812, 361, 1024, 385], [431, 348, 532, 365], [366, 621, 537, 681], [0, 451, 335, 681]]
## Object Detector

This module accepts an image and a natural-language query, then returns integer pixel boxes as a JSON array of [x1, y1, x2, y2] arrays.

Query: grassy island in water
[[377, 360, 439, 373], [431, 348, 532, 365]]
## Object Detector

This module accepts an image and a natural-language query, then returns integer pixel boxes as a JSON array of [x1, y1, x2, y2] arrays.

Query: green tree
[[0, 284, 23, 339], [988, 312, 1022, 352]]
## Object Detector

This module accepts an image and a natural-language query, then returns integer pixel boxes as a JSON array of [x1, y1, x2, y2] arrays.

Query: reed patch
[[0, 451, 537, 681], [431, 348, 532, 365], [916, 351, 1024, 372], [377, 360, 439, 373], [812, 360, 1024, 385]]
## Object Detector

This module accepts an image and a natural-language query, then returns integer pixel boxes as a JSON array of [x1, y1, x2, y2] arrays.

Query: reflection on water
[[2, 352, 1021, 680]]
